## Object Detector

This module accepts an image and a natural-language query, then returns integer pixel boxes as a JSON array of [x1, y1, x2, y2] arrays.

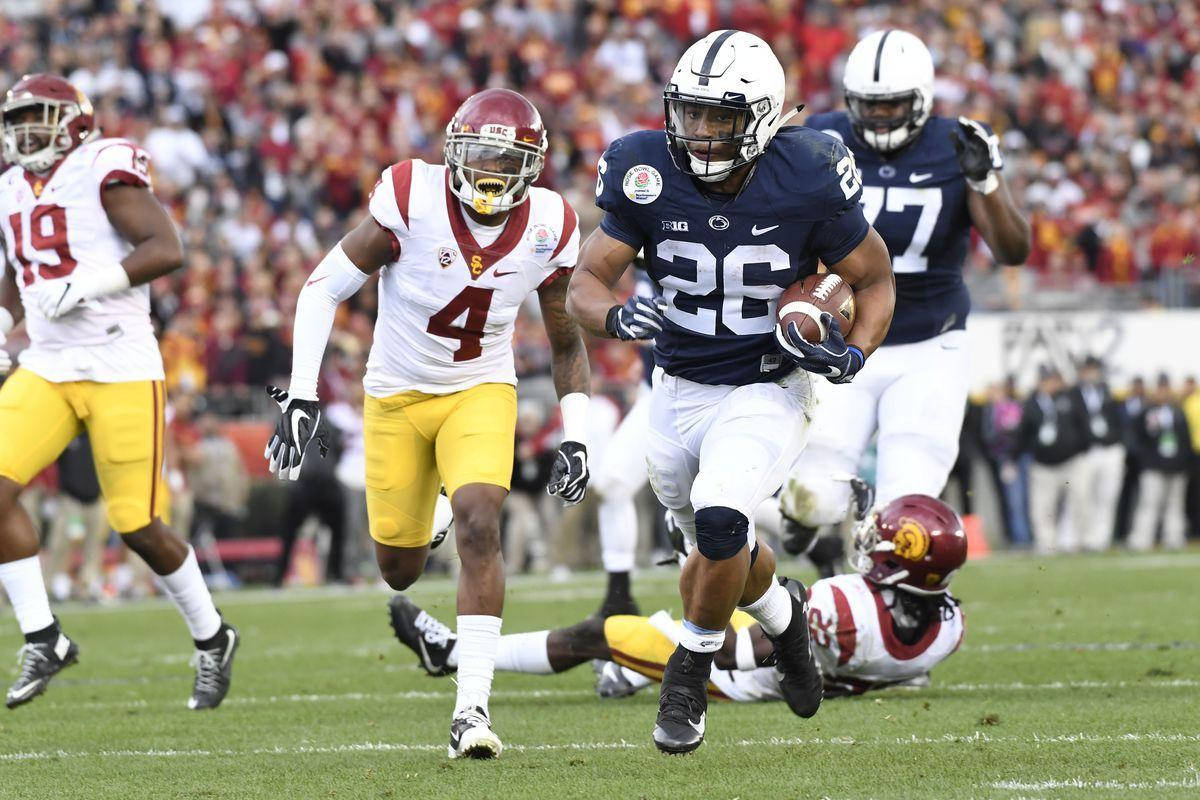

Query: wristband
[[604, 305, 622, 338], [966, 171, 1000, 195], [559, 392, 589, 446]]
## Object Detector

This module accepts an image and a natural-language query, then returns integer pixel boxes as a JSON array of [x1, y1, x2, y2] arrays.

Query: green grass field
[[3, 551, 1198, 799]]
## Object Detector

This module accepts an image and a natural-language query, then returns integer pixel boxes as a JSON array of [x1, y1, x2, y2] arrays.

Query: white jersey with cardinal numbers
[[0, 137, 163, 382], [363, 158, 579, 397], [805, 573, 965, 693]]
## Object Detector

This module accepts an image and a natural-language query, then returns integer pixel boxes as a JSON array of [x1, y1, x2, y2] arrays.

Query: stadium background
[[1, 0, 1197, 594]]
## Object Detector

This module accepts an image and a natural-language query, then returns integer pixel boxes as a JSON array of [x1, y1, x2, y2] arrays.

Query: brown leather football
[[777, 273, 856, 344]]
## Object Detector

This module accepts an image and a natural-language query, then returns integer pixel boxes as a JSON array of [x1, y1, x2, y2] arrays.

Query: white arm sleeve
[[289, 244, 369, 400]]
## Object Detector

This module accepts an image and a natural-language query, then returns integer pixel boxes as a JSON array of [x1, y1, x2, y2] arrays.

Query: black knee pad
[[694, 506, 749, 561]]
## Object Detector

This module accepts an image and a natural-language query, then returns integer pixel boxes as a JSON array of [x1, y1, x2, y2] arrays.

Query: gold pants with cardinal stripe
[[0, 368, 169, 532]]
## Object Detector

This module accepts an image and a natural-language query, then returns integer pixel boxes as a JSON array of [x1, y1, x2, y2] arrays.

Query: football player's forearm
[[289, 245, 369, 400], [969, 179, 1031, 265], [119, 232, 185, 285], [566, 268, 622, 338], [0, 273, 23, 327], [549, 338, 591, 399], [846, 275, 895, 358]]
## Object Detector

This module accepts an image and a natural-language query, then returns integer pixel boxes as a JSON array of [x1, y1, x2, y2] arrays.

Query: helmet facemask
[[665, 93, 780, 183], [445, 133, 545, 216], [2, 97, 87, 173], [846, 88, 930, 153]]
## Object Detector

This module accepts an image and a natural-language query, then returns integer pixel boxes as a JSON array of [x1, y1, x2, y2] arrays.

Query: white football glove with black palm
[[264, 386, 328, 481], [547, 441, 589, 505], [775, 312, 865, 384], [605, 295, 667, 341], [951, 116, 1004, 195]]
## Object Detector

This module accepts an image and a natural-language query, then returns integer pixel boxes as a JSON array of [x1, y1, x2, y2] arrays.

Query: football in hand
[[777, 273, 856, 344]]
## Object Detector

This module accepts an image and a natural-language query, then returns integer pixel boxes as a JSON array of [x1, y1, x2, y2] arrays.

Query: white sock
[[679, 619, 725, 654], [598, 496, 637, 573], [740, 579, 793, 636], [455, 614, 502, 715], [494, 630, 553, 674], [0, 556, 55, 635], [157, 547, 221, 642]]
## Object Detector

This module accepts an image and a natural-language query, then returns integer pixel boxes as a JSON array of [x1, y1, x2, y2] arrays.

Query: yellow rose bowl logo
[[893, 518, 930, 560]]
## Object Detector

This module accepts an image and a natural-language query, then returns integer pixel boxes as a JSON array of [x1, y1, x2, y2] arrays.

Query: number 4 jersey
[[596, 127, 869, 386], [365, 159, 579, 397], [0, 137, 162, 382]]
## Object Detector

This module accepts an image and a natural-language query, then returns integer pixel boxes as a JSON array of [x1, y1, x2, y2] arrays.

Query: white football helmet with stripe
[[664, 29, 796, 182], [842, 30, 934, 153]]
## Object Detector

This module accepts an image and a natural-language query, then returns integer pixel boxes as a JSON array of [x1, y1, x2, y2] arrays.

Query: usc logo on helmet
[[893, 518, 930, 561]]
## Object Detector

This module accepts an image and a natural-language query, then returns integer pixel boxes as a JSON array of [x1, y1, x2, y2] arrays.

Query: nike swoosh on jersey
[[751, 224, 780, 236], [492, 270, 519, 277], [909, 173, 933, 183]]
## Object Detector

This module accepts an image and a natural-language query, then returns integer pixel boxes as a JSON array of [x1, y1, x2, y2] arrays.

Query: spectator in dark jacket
[[981, 377, 1032, 546], [1128, 375, 1193, 550], [1020, 366, 1090, 553], [1113, 376, 1148, 541], [1071, 357, 1126, 550]]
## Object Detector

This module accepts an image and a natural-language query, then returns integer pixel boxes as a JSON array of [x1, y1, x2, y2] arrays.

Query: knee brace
[[693, 506, 749, 561]]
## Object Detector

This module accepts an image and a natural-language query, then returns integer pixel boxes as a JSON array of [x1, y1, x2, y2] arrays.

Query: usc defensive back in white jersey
[[265, 88, 591, 759], [0, 74, 238, 710]]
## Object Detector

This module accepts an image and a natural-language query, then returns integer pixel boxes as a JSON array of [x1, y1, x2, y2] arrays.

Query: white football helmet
[[842, 30, 934, 153], [664, 29, 796, 182]]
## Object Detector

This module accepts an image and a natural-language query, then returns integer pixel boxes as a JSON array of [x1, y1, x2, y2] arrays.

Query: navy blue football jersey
[[596, 127, 869, 386], [805, 112, 974, 345]]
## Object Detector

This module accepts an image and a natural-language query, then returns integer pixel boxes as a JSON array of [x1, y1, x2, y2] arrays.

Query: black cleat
[[594, 660, 642, 699], [188, 623, 239, 710], [595, 595, 640, 618], [448, 705, 502, 759], [807, 535, 846, 579], [6, 632, 78, 709], [652, 646, 710, 755], [767, 578, 823, 718], [388, 595, 457, 676], [781, 514, 820, 557]]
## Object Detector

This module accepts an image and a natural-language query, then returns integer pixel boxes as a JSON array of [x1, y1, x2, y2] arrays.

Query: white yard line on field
[[987, 768, 1200, 791], [962, 640, 1198, 653], [4, 732, 1199, 764], [46, 677, 1199, 711]]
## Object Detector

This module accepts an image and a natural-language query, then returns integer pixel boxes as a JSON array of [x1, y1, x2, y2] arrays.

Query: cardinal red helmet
[[850, 494, 967, 595], [2, 73, 97, 173], [444, 88, 547, 216]]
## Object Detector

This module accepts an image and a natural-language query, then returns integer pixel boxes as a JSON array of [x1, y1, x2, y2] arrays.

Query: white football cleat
[[448, 706, 502, 759]]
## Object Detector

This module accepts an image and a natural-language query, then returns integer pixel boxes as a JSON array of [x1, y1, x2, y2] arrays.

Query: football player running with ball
[[778, 31, 1030, 565], [0, 75, 239, 710], [567, 30, 895, 754], [266, 89, 590, 759]]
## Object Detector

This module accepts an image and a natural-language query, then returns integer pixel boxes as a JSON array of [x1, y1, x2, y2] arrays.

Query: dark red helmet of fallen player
[[444, 88, 548, 216], [2, 73, 97, 173], [850, 494, 967, 595]]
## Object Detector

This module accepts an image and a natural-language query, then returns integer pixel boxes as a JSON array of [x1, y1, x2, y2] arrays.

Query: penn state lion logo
[[893, 518, 930, 561]]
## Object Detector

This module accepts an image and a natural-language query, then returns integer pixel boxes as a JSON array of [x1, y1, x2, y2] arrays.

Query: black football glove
[[775, 312, 865, 384], [264, 385, 328, 481], [950, 116, 1003, 186], [605, 296, 667, 341], [547, 441, 589, 505]]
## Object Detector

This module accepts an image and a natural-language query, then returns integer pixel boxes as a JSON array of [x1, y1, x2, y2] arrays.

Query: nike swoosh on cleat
[[416, 637, 434, 672], [9, 681, 42, 701], [220, 630, 237, 667], [690, 712, 706, 735], [751, 224, 779, 236], [909, 173, 933, 183]]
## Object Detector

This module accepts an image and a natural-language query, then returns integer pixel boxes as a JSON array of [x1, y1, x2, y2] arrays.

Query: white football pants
[[592, 385, 651, 573], [785, 329, 969, 525], [645, 367, 815, 551]]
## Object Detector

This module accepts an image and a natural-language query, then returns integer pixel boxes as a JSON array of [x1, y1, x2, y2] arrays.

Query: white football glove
[[30, 262, 130, 320], [264, 385, 328, 481]]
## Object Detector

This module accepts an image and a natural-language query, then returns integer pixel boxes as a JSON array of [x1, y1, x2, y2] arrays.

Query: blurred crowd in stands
[[2, 0, 1199, 595]]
